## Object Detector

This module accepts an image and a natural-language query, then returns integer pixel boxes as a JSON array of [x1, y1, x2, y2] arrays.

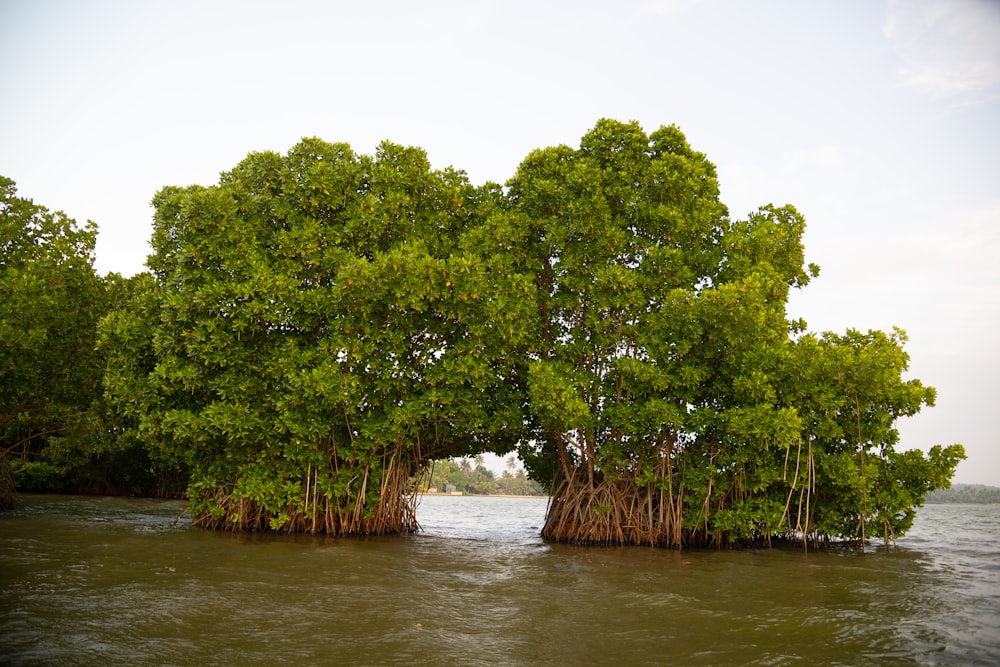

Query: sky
[[2, 0, 998, 485]]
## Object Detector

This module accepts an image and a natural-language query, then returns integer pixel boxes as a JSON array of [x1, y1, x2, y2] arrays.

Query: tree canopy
[[101, 140, 534, 533], [98, 120, 964, 545], [498, 120, 962, 547], [0, 178, 172, 504], [1, 177, 105, 505]]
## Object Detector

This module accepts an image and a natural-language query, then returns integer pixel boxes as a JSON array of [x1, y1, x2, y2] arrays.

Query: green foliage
[[93, 120, 963, 543], [1, 175, 102, 440], [0, 176, 116, 500], [499, 120, 962, 547], [102, 139, 535, 532], [0, 180, 179, 500]]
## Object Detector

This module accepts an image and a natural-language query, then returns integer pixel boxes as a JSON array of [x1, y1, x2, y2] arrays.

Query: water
[[1, 495, 998, 666]]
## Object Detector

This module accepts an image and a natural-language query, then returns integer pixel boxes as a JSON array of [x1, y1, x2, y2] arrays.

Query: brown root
[[542, 466, 684, 548], [189, 452, 422, 536]]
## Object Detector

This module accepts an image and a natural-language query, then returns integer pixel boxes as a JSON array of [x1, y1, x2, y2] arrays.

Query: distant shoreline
[[925, 483, 1000, 504]]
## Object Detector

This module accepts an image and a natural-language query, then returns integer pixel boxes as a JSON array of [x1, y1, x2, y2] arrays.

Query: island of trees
[[1, 120, 965, 547]]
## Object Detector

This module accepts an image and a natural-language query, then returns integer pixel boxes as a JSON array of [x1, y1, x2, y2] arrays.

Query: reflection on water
[[1, 495, 998, 665]]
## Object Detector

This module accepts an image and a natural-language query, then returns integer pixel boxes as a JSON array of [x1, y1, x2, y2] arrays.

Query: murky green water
[[1, 495, 998, 665]]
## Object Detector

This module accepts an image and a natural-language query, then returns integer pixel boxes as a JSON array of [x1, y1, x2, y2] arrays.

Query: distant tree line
[[424, 457, 546, 496], [926, 484, 1000, 504]]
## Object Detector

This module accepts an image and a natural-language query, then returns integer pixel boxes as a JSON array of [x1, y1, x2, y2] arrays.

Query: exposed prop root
[[189, 454, 422, 536], [543, 468, 684, 548]]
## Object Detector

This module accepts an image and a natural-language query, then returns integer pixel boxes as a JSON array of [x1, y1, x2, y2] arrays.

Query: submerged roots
[[190, 457, 421, 536], [543, 469, 685, 548]]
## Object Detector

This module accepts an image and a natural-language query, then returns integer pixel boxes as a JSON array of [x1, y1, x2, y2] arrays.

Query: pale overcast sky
[[2, 0, 998, 485]]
